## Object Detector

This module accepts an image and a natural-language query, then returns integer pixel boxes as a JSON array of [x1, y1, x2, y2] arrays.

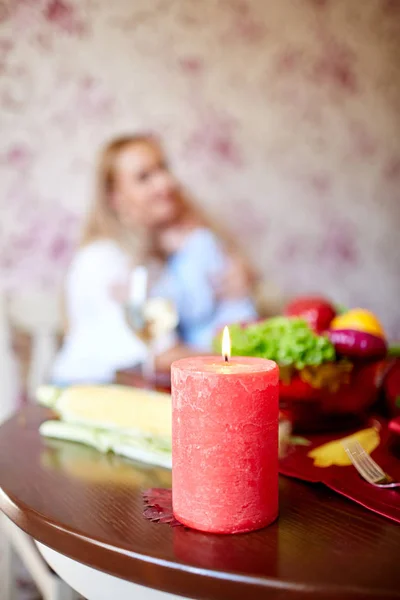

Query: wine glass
[[125, 266, 178, 383]]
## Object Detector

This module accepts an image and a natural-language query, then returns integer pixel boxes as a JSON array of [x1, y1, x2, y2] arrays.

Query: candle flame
[[222, 326, 231, 362]]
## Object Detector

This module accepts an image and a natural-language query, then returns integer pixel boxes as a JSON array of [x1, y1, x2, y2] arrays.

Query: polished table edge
[[1, 407, 400, 600], [0, 487, 315, 600]]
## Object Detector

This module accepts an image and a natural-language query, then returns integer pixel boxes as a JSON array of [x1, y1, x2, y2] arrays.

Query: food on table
[[219, 317, 335, 370], [37, 385, 172, 468], [40, 419, 172, 469], [330, 308, 386, 338], [215, 317, 356, 394], [284, 296, 336, 333], [215, 316, 345, 393], [38, 384, 171, 438], [327, 329, 388, 360], [328, 308, 387, 360], [299, 360, 353, 392], [307, 426, 380, 468], [214, 304, 389, 425], [280, 361, 383, 426]]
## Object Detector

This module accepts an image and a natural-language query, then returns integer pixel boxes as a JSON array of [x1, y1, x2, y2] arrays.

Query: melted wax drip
[[143, 488, 184, 527]]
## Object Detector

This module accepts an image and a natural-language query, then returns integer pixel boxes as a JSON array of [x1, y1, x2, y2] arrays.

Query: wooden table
[[0, 405, 400, 600], [115, 366, 171, 391]]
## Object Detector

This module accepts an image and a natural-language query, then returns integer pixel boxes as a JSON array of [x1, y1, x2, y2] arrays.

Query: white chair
[[7, 289, 62, 401], [0, 289, 80, 600], [0, 289, 63, 423], [0, 293, 20, 425], [1, 514, 79, 600]]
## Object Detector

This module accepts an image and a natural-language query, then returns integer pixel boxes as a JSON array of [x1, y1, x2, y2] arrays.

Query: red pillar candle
[[172, 353, 279, 534]]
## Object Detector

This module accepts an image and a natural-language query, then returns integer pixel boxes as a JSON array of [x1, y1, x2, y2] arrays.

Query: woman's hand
[[212, 254, 256, 300], [155, 344, 209, 371]]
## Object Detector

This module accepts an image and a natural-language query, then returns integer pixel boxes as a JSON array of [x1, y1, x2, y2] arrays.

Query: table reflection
[[40, 439, 172, 489], [173, 523, 279, 576]]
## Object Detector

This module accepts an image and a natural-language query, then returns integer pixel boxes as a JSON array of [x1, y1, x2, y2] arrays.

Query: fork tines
[[343, 440, 387, 485]]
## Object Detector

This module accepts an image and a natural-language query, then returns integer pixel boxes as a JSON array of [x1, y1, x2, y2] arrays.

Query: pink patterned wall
[[1, 0, 399, 335]]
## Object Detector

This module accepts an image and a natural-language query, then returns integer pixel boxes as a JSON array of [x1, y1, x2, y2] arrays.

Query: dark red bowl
[[383, 358, 400, 417], [279, 361, 386, 433]]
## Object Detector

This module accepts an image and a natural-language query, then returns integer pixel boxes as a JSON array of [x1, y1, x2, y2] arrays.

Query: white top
[[52, 241, 148, 384], [52, 229, 257, 384]]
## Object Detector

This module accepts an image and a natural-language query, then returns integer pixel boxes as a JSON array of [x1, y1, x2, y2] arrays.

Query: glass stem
[[142, 342, 155, 383]]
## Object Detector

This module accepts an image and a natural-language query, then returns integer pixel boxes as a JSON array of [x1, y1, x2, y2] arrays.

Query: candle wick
[[224, 355, 229, 363]]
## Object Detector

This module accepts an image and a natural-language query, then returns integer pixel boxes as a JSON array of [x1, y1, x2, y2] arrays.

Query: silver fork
[[342, 440, 400, 489]]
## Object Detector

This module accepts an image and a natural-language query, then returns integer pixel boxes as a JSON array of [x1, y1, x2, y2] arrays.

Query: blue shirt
[[153, 228, 257, 349], [52, 229, 257, 384]]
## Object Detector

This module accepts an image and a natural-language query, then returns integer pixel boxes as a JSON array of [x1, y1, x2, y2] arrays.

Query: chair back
[[0, 290, 62, 421]]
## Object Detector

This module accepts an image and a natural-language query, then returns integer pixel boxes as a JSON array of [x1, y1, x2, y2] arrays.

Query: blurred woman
[[52, 135, 258, 384]]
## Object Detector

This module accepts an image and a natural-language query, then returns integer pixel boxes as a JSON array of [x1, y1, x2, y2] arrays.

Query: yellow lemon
[[308, 427, 380, 468], [330, 309, 385, 339]]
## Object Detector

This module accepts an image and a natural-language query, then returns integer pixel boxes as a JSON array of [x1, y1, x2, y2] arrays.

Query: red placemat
[[279, 419, 400, 524]]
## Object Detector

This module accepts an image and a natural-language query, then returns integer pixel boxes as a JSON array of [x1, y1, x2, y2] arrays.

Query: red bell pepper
[[284, 296, 336, 333]]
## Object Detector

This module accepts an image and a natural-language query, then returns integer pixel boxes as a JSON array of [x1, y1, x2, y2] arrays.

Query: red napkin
[[279, 420, 400, 524]]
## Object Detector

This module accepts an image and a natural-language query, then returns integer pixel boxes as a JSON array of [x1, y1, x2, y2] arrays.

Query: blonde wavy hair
[[80, 134, 221, 263]]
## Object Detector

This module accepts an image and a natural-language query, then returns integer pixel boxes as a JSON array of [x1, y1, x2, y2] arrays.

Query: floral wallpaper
[[0, 0, 399, 335]]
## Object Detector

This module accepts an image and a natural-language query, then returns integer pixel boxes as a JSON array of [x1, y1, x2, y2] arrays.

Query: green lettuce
[[215, 317, 335, 369]]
